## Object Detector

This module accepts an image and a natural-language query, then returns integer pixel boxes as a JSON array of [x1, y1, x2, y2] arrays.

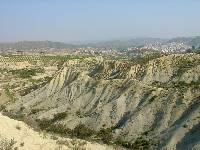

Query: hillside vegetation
[[1, 53, 200, 150]]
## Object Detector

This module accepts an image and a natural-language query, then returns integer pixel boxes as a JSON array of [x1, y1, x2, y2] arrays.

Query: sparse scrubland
[[0, 53, 200, 150]]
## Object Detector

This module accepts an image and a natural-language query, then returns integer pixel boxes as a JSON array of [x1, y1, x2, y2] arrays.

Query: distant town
[[0, 36, 200, 58]]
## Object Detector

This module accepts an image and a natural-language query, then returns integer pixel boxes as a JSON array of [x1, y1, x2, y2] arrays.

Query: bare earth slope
[[3, 53, 200, 150], [0, 113, 114, 150]]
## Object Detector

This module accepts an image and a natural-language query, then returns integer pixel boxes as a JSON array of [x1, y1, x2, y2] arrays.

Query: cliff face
[[4, 54, 200, 150]]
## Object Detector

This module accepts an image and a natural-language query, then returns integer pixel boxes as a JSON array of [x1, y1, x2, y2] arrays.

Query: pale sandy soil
[[0, 113, 114, 150]]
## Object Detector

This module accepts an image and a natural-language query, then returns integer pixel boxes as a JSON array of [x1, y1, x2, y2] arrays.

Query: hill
[[0, 38, 166, 51], [2, 53, 200, 150], [85, 38, 166, 49], [0, 41, 76, 51]]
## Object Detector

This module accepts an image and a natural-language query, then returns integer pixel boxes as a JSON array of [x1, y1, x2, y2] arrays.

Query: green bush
[[37, 112, 68, 130], [36, 116, 156, 149], [36, 119, 52, 130], [97, 128, 113, 144], [29, 108, 44, 115], [52, 112, 68, 122], [76, 110, 88, 118], [44, 76, 53, 83], [115, 136, 154, 150], [71, 124, 95, 139], [10, 68, 44, 78], [114, 138, 134, 149], [47, 123, 71, 135], [4, 86, 15, 101]]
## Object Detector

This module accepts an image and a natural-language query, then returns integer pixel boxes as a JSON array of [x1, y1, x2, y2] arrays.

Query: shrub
[[47, 123, 71, 135], [52, 112, 68, 122], [4, 86, 15, 101], [29, 109, 42, 115], [15, 125, 21, 130], [115, 136, 153, 150], [149, 96, 157, 103], [133, 137, 151, 149], [97, 128, 113, 144], [71, 124, 95, 140], [114, 138, 134, 149], [10, 68, 44, 78], [36, 116, 155, 149], [76, 111, 88, 118], [0, 138, 17, 150], [36, 119, 52, 130], [0, 105, 6, 111], [44, 76, 53, 83], [20, 142, 24, 147], [36, 112, 68, 131]]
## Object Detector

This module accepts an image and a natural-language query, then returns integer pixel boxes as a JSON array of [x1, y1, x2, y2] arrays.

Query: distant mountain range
[[0, 41, 76, 51], [84, 38, 166, 49], [0, 36, 200, 51]]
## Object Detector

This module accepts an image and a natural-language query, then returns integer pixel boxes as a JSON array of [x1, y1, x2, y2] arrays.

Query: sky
[[0, 0, 200, 42]]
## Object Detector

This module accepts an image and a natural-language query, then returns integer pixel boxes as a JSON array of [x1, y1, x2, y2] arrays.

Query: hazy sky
[[1, 0, 200, 42]]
